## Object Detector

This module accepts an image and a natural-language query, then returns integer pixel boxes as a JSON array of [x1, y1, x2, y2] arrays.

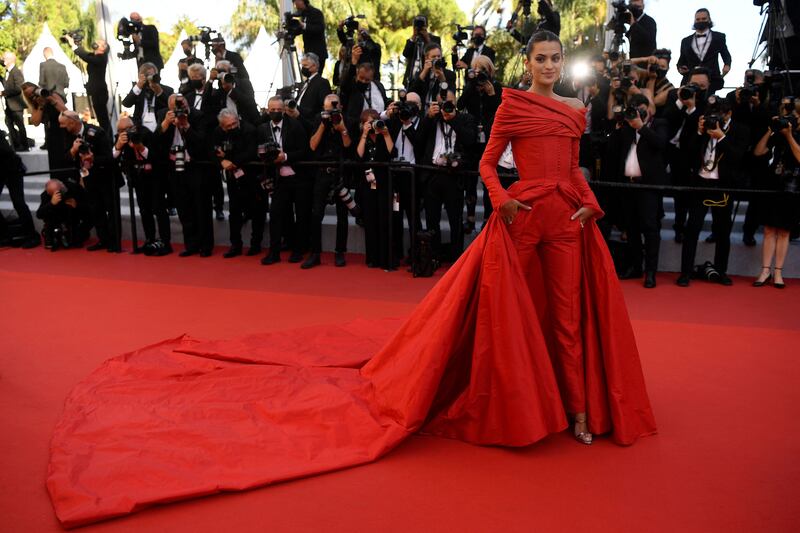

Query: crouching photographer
[[678, 96, 750, 287], [156, 94, 213, 257], [301, 94, 352, 268], [258, 97, 312, 266], [115, 116, 171, 255], [36, 179, 89, 250], [417, 89, 478, 261], [59, 110, 120, 252]]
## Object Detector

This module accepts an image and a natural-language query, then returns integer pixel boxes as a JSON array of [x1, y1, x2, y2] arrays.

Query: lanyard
[[439, 120, 454, 152]]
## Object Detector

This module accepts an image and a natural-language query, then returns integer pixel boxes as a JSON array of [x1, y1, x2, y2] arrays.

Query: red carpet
[[1, 245, 798, 532]]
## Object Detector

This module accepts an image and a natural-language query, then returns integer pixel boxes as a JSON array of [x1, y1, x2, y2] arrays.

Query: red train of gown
[[47, 90, 656, 528]]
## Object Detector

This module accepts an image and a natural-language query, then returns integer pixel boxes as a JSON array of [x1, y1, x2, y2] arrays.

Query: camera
[[60, 29, 84, 45], [452, 24, 473, 44], [174, 100, 188, 119], [330, 183, 361, 217], [772, 115, 798, 132], [435, 152, 462, 168], [195, 26, 223, 46], [413, 16, 427, 30], [116, 18, 142, 60], [441, 101, 456, 114], [215, 140, 233, 157], [704, 95, 722, 131], [606, 1, 632, 40], [170, 145, 186, 172], [624, 105, 646, 121], [342, 14, 365, 39], [433, 57, 447, 70], [467, 68, 489, 84], [286, 99, 298, 110], [782, 96, 796, 114], [146, 73, 161, 84], [77, 140, 91, 155], [321, 106, 343, 125], [33, 86, 51, 98], [612, 104, 625, 123], [373, 119, 387, 132], [127, 126, 143, 144], [281, 12, 304, 39], [678, 83, 703, 101], [258, 141, 282, 162]]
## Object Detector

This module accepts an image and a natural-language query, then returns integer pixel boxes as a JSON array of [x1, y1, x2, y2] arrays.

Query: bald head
[[43, 47, 54, 59], [117, 116, 134, 132], [406, 92, 422, 107], [46, 179, 66, 196], [323, 93, 340, 111], [129, 12, 142, 23], [3, 51, 16, 65], [58, 110, 82, 133]]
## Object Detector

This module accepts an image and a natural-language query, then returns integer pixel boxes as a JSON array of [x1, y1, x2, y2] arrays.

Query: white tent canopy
[[21, 22, 86, 98], [244, 26, 283, 109]]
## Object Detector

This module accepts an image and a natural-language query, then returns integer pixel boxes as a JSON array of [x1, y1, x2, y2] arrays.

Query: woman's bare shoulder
[[554, 96, 585, 111]]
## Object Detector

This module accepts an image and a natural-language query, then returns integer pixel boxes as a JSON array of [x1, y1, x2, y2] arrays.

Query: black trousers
[[623, 188, 662, 273], [464, 173, 478, 220], [132, 172, 171, 243], [361, 174, 402, 268], [482, 168, 519, 225], [0, 166, 35, 238], [269, 173, 313, 254], [681, 187, 734, 275], [227, 174, 268, 248], [84, 174, 121, 247], [88, 89, 112, 136], [40, 204, 90, 245], [424, 171, 464, 259], [5, 109, 28, 150], [395, 167, 422, 254], [309, 168, 349, 254], [211, 171, 225, 212], [668, 144, 690, 235], [171, 167, 214, 253]]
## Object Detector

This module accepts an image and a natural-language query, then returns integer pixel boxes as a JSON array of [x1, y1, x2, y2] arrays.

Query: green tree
[[158, 15, 201, 63]]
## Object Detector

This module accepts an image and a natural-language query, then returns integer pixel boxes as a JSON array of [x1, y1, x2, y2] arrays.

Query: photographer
[[156, 94, 213, 257], [341, 60, 389, 122], [677, 9, 731, 92], [212, 109, 261, 258], [38, 47, 69, 102], [663, 67, 711, 242], [211, 60, 259, 127], [292, 0, 328, 71], [128, 12, 163, 70], [122, 62, 173, 133], [751, 101, 800, 289], [417, 89, 477, 261], [457, 55, 502, 233], [382, 91, 424, 257], [177, 39, 204, 93], [22, 82, 69, 179], [455, 26, 496, 70], [0, 129, 39, 248], [409, 43, 457, 112], [356, 109, 400, 270], [625, 0, 657, 60], [58, 110, 119, 252], [35, 179, 89, 250], [607, 93, 668, 288], [68, 35, 112, 134], [606, 62, 655, 123], [259, 97, 313, 266], [507, 0, 560, 45], [210, 38, 249, 80], [337, 19, 381, 76], [633, 49, 674, 113], [677, 96, 750, 287], [292, 53, 331, 131], [403, 15, 441, 88], [1, 51, 29, 151], [114, 116, 171, 255], [298, 94, 352, 268]]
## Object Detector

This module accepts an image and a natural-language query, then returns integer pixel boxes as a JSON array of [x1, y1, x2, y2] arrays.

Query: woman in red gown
[[47, 32, 657, 528]]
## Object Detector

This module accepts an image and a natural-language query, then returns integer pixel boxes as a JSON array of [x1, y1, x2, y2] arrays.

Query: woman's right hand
[[498, 199, 531, 225]]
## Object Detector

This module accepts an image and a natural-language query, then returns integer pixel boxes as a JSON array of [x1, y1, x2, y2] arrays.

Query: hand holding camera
[[115, 131, 129, 151], [51, 191, 63, 206], [350, 45, 363, 66], [428, 102, 441, 118]]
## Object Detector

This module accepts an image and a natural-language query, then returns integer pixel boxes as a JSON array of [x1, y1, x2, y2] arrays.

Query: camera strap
[[439, 120, 454, 152]]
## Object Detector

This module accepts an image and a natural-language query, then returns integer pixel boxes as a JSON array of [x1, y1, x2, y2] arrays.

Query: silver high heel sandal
[[573, 414, 593, 445]]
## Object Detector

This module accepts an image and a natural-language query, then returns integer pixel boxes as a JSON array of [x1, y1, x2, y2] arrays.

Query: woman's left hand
[[570, 206, 597, 227]]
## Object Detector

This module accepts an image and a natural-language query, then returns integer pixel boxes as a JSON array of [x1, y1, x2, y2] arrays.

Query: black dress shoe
[[619, 267, 644, 280], [21, 236, 41, 249], [155, 242, 173, 256], [743, 235, 757, 247], [301, 253, 321, 269], [674, 232, 684, 244], [168, 208, 178, 217], [223, 246, 242, 258], [334, 252, 346, 267], [215, 209, 225, 221], [246, 246, 262, 256], [463, 220, 476, 234], [644, 272, 656, 288], [676, 274, 691, 287], [288, 252, 304, 263], [179, 249, 197, 257], [261, 253, 280, 265], [717, 273, 733, 286], [199, 249, 213, 257], [86, 242, 107, 252], [106, 245, 122, 253], [705, 233, 716, 243]]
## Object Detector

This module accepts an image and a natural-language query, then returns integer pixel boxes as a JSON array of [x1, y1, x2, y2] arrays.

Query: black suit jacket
[[417, 112, 478, 169], [257, 116, 310, 177], [64, 123, 113, 180], [409, 68, 457, 107], [222, 50, 249, 79], [459, 45, 496, 67], [297, 74, 332, 129], [154, 113, 208, 166], [300, 6, 328, 62], [386, 116, 423, 164], [39, 58, 70, 99], [627, 14, 657, 59], [211, 122, 258, 177], [122, 84, 174, 127], [341, 67, 389, 124], [213, 80, 259, 127], [688, 119, 750, 185], [138, 24, 163, 70], [607, 119, 669, 185], [182, 85, 221, 131], [677, 31, 732, 90], [402, 33, 441, 87], [2, 66, 26, 112], [74, 47, 109, 93]]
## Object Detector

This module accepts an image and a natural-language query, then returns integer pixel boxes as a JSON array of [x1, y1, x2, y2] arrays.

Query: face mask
[[656, 68, 668, 79], [356, 81, 370, 92], [183, 48, 193, 57], [630, 6, 643, 18], [694, 21, 710, 31], [301, 67, 312, 78], [190, 79, 204, 90], [269, 111, 283, 123], [472, 35, 485, 46]]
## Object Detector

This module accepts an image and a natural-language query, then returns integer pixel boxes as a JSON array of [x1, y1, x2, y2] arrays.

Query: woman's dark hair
[[525, 30, 563, 58]]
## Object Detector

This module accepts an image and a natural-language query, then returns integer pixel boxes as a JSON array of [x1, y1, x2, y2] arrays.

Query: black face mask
[[269, 111, 283, 123], [356, 81, 370, 92], [629, 6, 643, 18], [190, 79, 204, 90], [694, 21, 711, 31], [472, 35, 485, 46], [225, 127, 240, 138], [183, 48, 193, 57], [656, 68, 668, 79], [300, 67, 312, 78]]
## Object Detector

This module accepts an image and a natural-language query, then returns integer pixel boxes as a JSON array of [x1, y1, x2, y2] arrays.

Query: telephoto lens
[[441, 101, 456, 114], [374, 119, 386, 131]]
